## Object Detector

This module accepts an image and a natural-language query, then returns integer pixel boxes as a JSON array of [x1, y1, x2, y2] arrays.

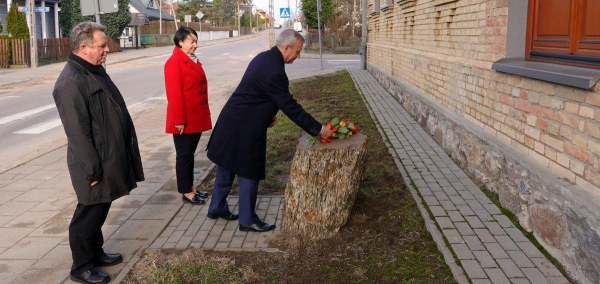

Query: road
[[0, 30, 359, 172]]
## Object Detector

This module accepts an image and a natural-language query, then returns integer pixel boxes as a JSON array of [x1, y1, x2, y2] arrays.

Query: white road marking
[[129, 96, 166, 107], [222, 53, 231, 56], [153, 53, 172, 58], [14, 118, 62, 134], [0, 104, 56, 126]]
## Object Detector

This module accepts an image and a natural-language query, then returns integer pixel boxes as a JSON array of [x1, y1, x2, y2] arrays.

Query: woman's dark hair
[[173, 27, 198, 48]]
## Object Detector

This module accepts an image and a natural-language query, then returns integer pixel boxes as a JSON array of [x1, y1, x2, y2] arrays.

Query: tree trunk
[[282, 133, 368, 240]]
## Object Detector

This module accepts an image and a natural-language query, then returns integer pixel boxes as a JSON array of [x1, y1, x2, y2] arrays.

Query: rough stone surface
[[529, 205, 566, 249]]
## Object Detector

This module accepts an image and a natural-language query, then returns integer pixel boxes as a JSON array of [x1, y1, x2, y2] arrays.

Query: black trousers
[[173, 133, 202, 194], [69, 202, 111, 275]]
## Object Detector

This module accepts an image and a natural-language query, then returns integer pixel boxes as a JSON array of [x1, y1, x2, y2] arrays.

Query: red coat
[[164, 46, 212, 134]]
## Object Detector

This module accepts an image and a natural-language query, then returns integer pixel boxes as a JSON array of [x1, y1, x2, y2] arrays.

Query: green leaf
[[338, 133, 346, 139], [330, 117, 340, 126], [338, 127, 350, 134], [347, 122, 354, 129]]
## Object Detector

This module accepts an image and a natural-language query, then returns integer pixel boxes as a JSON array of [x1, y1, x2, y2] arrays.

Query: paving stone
[[471, 280, 492, 284], [0, 260, 37, 283], [159, 226, 176, 239], [450, 243, 474, 260], [456, 205, 476, 216], [463, 235, 486, 251], [149, 237, 167, 249], [111, 219, 164, 240], [447, 210, 465, 222], [458, 190, 476, 200], [166, 230, 185, 244], [443, 187, 460, 196], [175, 236, 193, 249], [30, 244, 71, 269], [484, 268, 511, 284], [465, 216, 486, 229], [419, 187, 433, 196], [202, 235, 218, 249], [474, 229, 496, 243], [429, 206, 447, 217], [495, 235, 521, 251], [494, 214, 515, 228], [0, 228, 36, 248], [516, 241, 545, 258], [484, 221, 507, 236], [440, 200, 457, 211], [229, 235, 245, 248], [504, 227, 530, 242], [454, 222, 474, 236], [484, 203, 502, 215], [192, 230, 209, 243], [11, 267, 69, 284], [442, 229, 463, 244], [530, 258, 563, 277], [0, 201, 39, 217], [484, 243, 510, 259], [509, 278, 531, 284], [474, 209, 495, 221], [473, 250, 498, 268], [4, 211, 60, 228], [507, 250, 536, 268], [434, 191, 450, 201], [435, 216, 455, 229], [521, 268, 550, 284], [466, 199, 485, 210], [546, 276, 570, 284], [497, 258, 525, 278], [462, 259, 487, 279], [423, 196, 440, 206]]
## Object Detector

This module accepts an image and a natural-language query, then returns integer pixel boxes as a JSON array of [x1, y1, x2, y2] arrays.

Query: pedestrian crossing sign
[[280, 7, 291, 18]]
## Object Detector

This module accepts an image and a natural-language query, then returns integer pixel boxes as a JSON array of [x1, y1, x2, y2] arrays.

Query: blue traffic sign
[[280, 7, 291, 18]]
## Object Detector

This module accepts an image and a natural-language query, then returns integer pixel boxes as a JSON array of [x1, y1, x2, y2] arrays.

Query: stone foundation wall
[[368, 64, 600, 284]]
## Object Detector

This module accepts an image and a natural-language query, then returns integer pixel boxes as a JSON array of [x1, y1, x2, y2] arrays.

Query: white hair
[[276, 29, 304, 47]]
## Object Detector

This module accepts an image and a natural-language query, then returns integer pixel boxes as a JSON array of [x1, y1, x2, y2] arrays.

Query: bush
[[6, 2, 29, 39]]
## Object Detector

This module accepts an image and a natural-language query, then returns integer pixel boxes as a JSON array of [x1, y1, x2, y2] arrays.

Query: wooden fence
[[11, 39, 30, 66], [0, 37, 121, 68], [38, 38, 70, 63], [0, 39, 9, 68]]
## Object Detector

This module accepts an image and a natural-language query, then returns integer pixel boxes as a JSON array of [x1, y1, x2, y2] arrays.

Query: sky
[[253, 0, 300, 23]]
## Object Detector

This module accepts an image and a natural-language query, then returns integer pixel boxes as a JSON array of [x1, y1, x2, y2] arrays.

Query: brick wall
[[366, 0, 600, 282], [367, 0, 600, 196]]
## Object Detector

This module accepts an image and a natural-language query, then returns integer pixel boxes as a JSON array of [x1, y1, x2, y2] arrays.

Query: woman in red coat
[[164, 27, 213, 205]]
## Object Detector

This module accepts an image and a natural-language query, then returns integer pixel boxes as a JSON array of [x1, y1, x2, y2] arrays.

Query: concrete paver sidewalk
[[348, 69, 569, 284]]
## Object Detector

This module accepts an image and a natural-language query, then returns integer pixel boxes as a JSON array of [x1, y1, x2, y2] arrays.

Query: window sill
[[492, 58, 600, 89], [381, 4, 393, 11], [370, 11, 380, 16]]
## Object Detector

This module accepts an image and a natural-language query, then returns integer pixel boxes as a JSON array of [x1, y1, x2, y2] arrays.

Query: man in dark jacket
[[53, 22, 144, 284], [206, 29, 332, 232]]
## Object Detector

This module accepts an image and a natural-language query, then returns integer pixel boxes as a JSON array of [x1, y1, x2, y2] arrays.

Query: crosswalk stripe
[[0, 104, 55, 126], [14, 118, 62, 134], [0, 96, 19, 102]]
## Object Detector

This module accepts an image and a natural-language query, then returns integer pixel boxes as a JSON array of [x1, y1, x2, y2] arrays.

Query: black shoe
[[70, 268, 110, 284], [239, 221, 276, 232], [182, 194, 205, 205], [207, 211, 239, 221], [195, 190, 209, 198], [95, 253, 123, 267]]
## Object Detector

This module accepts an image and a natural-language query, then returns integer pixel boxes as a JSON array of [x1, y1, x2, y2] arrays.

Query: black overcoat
[[207, 46, 321, 180], [53, 58, 144, 205]]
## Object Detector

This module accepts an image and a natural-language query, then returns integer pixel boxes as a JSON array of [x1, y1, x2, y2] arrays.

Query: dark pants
[[69, 202, 111, 275], [209, 166, 260, 226], [173, 133, 202, 194]]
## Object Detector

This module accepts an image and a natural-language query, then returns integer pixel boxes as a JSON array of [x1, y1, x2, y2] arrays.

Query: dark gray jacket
[[53, 58, 144, 205]]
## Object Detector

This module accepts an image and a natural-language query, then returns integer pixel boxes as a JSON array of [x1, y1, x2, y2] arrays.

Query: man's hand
[[268, 117, 278, 128], [91, 180, 99, 186], [319, 126, 332, 139], [175, 124, 185, 134]]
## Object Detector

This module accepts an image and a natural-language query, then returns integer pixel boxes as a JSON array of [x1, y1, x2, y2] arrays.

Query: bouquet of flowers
[[308, 117, 359, 146]]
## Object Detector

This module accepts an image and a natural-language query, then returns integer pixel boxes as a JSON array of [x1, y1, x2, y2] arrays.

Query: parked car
[[274, 22, 282, 29]]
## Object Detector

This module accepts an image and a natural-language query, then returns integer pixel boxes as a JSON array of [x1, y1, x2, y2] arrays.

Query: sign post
[[317, 0, 323, 70], [81, 0, 118, 24], [196, 11, 204, 40]]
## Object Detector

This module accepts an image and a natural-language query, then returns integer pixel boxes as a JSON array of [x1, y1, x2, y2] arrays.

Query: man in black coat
[[53, 22, 144, 284], [206, 29, 332, 232]]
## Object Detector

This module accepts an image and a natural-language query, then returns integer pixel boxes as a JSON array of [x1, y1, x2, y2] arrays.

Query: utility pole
[[360, 0, 366, 70], [29, 0, 38, 68], [317, 0, 323, 70], [269, 0, 274, 47], [159, 0, 162, 34], [94, 0, 100, 23]]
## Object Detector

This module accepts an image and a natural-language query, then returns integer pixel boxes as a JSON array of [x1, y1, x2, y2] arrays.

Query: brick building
[[366, 0, 600, 283]]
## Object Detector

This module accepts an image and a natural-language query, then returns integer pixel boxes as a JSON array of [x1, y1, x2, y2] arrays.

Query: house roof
[[130, 0, 174, 21]]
